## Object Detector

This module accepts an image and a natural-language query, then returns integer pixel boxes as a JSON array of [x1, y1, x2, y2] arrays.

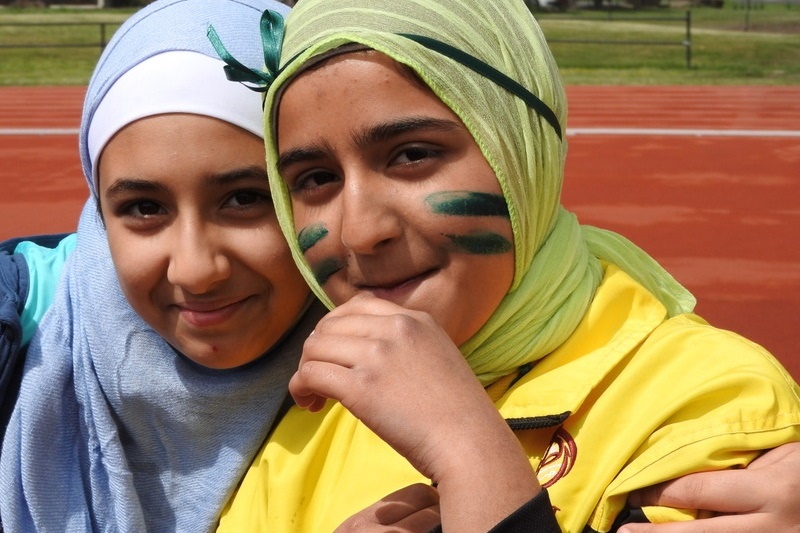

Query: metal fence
[[0, 20, 121, 50], [1, 11, 693, 67], [543, 10, 693, 68]]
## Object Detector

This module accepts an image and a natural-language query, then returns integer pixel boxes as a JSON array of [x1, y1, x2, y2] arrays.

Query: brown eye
[[392, 145, 441, 166], [227, 190, 264, 207], [127, 200, 164, 217], [109, 198, 169, 232], [292, 170, 340, 192], [406, 147, 434, 161]]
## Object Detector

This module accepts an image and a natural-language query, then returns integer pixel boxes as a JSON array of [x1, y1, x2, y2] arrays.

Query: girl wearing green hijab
[[218, 0, 800, 531]]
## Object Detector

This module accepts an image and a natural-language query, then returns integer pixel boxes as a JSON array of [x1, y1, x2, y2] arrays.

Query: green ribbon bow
[[207, 8, 284, 92]]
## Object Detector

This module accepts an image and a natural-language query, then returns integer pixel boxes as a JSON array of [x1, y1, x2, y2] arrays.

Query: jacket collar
[[492, 264, 668, 423]]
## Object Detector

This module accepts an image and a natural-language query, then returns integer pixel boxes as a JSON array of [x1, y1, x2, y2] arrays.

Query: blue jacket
[[0, 234, 75, 428]]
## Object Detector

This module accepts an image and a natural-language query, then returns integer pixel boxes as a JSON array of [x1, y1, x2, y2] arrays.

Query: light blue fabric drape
[[0, 1, 324, 531]]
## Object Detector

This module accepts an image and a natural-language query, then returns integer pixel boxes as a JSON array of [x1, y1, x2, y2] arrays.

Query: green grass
[[0, 4, 799, 85], [0, 8, 132, 85], [538, 4, 800, 84]]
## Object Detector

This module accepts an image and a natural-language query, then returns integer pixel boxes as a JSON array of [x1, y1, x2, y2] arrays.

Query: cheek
[[244, 224, 308, 291], [106, 230, 163, 318]]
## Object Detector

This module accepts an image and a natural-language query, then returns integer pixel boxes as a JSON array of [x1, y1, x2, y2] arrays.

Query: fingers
[[627, 470, 760, 514], [289, 300, 467, 414], [618, 513, 774, 533], [288, 326, 389, 409], [626, 444, 800, 533], [372, 484, 440, 527], [288, 312, 385, 409], [288, 386, 328, 412], [324, 293, 418, 325], [314, 296, 434, 344], [334, 484, 441, 533], [288, 355, 354, 410], [746, 441, 800, 469]]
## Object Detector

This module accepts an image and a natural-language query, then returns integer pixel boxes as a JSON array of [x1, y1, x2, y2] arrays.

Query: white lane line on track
[[0, 128, 80, 135], [567, 127, 800, 138], [3, 127, 800, 138]]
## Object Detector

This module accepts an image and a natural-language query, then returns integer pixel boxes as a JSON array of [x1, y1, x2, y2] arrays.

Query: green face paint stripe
[[426, 191, 509, 218], [312, 257, 344, 286], [297, 223, 328, 253], [445, 232, 512, 255]]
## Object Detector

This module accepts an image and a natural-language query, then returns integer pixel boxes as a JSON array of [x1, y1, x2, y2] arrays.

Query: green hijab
[[264, 0, 695, 384]]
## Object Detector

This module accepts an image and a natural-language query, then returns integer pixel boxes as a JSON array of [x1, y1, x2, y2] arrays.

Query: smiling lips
[[177, 298, 251, 328], [357, 268, 437, 301]]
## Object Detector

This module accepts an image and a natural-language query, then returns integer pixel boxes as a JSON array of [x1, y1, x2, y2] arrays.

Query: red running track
[[2, 85, 799, 379]]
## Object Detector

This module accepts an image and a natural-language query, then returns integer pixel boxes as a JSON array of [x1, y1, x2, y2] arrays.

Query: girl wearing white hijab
[[0, 0, 324, 531]]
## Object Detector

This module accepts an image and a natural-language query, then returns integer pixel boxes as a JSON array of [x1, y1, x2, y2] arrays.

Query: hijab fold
[[264, 0, 695, 385], [0, 1, 327, 531]]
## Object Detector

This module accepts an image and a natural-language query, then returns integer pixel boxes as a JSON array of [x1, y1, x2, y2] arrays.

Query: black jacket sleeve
[[429, 489, 562, 533], [0, 233, 72, 425], [488, 489, 561, 533], [0, 249, 28, 428]]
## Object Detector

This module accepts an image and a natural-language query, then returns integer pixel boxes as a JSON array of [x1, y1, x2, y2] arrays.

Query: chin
[[177, 342, 239, 369], [192, 354, 251, 370]]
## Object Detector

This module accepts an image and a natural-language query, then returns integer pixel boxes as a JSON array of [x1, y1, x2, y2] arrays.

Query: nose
[[166, 219, 231, 294], [339, 175, 402, 255]]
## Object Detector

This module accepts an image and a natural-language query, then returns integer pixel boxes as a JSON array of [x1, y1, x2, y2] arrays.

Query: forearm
[[435, 413, 542, 533]]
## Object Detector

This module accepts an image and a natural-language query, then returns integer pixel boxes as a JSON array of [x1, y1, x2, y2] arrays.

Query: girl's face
[[277, 52, 514, 346], [98, 114, 309, 369]]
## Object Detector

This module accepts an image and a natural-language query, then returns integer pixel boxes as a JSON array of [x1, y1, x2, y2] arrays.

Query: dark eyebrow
[[210, 165, 268, 186], [103, 165, 268, 201], [352, 116, 461, 151], [277, 117, 462, 173], [277, 144, 332, 174], [103, 178, 166, 202]]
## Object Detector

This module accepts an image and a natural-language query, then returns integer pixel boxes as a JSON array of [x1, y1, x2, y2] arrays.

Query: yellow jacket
[[219, 265, 800, 532]]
